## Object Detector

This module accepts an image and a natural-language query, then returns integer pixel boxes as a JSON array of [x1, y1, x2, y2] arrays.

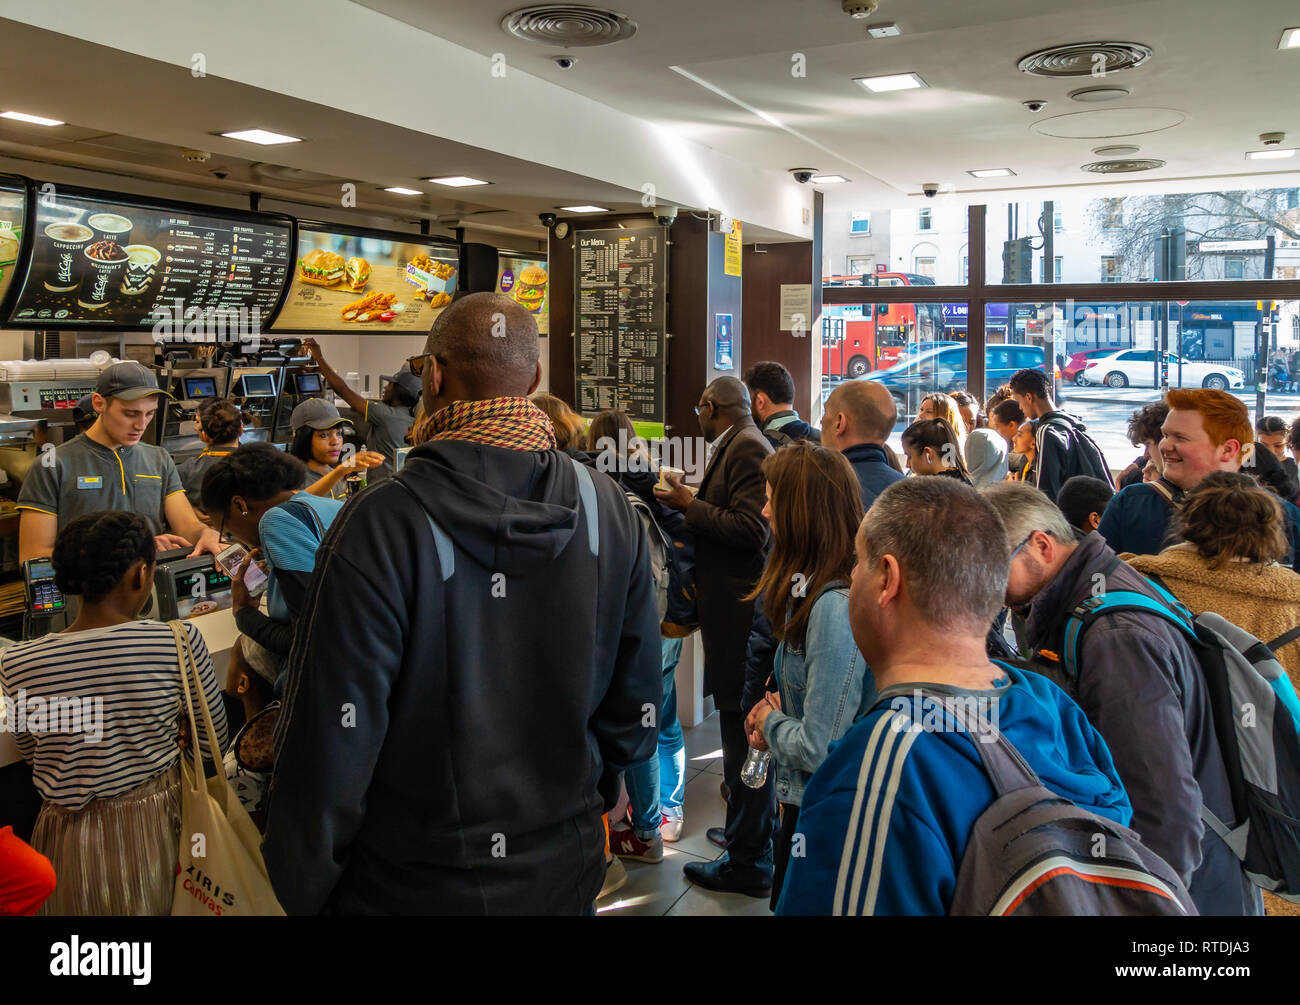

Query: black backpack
[[1037, 414, 1115, 491]]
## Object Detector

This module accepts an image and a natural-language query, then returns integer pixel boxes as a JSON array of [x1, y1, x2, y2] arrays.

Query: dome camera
[[552, 56, 577, 70], [922, 183, 939, 198], [1023, 99, 1047, 113], [656, 205, 678, 227], [789, 167, 817, 184], [539, 212, 557, 228]]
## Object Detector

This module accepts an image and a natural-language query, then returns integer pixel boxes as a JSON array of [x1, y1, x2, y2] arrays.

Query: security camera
[[211, 170, 229, 180], [922, 183, 939, 198], [1023, 99, 1047, 113], [539, 212, 557, 228], [789, 167, 817, 184], [552, 55, 577, 70], [656, 205, 678, 227]]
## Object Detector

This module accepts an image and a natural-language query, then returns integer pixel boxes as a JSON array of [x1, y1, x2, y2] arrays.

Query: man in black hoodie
[[264, 293, 661, 915], [1008, 367, 1113, 501]]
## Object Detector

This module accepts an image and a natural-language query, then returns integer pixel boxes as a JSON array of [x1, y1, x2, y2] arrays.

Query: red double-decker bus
[[822, 273, 942, 378]]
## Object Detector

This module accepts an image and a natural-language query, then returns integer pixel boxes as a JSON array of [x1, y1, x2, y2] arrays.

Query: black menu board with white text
[[5, 184, 292, 330], [574, 227, 666, 423]]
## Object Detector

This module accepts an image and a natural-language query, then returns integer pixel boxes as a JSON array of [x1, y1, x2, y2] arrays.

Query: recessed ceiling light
[[0, 110, 64, 126], [866, 23, 901, 38], [854, 72, 926, 92], [425, 175, 490, 187], [559, 205, 608, 213], [220, 128, 301, 145], [967, 168, 1016, 178], [1068, 86, 1131, 102], [383, 187, 423, 195], [1246, 147, 1297, 160], [811, 174, 850, 183], [1092, 144, 1140, 156], [1279, 27, 1300, 49]]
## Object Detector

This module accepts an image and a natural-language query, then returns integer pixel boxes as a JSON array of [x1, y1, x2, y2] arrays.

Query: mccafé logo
[[177, 862, 236, 915], [57, 253, 72, 283], [93, 273, 109, 299]]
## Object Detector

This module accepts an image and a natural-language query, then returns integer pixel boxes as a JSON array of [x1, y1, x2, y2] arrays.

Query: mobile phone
[[216, 542, 268, 597]]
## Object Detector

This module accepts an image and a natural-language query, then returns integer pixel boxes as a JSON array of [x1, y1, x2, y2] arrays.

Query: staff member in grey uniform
[[17, 361, 222, 563], [287, 398, 383, 502], [301, 337, 417, 481], [176, 398, 244, 509]]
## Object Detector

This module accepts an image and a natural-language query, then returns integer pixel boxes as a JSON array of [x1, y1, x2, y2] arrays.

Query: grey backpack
[[933, 695, 1198, 916]]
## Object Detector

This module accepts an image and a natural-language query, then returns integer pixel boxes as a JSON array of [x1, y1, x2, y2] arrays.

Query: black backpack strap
[[279, 498, 326, 539], [1267, 625, 1300, 653]]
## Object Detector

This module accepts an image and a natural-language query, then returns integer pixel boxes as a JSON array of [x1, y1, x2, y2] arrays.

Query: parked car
[[1078, 349, 1245, 390], [861, 344, 1046, 417], [1064, 348, 1121, 385]]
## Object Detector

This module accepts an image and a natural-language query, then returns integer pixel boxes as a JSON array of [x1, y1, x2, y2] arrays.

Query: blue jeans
[[624, 637, 687, 838]]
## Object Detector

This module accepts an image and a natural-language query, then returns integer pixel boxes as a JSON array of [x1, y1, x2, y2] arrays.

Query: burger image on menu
[[512, 265, 548, 313], [343, 256, 371, 291], [298, 249, 346, 287]]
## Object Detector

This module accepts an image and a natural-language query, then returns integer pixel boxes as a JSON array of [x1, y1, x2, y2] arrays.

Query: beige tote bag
[[170, 621, 285, 916]]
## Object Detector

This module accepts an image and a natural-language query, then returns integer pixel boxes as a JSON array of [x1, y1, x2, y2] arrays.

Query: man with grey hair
[[777, 478, 1130, 914], [266, 293, 662, 915], [820, 380, 904, 509], [981, 481, 1258, 916]]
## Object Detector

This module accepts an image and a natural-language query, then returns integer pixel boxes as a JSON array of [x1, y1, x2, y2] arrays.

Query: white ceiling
[[358, 0, 1300, 206]]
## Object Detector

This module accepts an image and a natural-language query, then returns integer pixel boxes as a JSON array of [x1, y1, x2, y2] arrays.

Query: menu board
[[270, 226, 458, 333], [6, 186, 291, 329], [574, 227, 666, 423], [497, 253, 549, 336], [0, 178, 25, 312]]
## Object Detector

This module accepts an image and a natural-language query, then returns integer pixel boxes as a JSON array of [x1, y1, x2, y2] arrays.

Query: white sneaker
[[598, 855, 628, 900], [661, 814, 684, 843]]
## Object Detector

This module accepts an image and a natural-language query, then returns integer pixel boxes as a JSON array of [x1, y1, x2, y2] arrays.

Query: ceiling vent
[[1018, 41, 1152, 77], [1081, 158, 1166, 173], [501, 5, 637, 46]]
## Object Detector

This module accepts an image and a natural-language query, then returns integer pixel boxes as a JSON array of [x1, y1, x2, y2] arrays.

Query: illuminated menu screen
[[574, 227, 666, 422], [0, 178, 25, 311], [6, 188, 291, 329], [497, 254, 549, 336]]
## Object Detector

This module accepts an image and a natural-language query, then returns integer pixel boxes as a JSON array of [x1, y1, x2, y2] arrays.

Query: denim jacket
[[764, 587, 876, 806]]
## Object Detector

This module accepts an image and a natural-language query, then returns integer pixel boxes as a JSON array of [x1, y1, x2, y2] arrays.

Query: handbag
[[169, 620, 285, 916]]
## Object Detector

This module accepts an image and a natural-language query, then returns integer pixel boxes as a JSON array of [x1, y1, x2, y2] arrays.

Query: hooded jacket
[[1031, 410, 1113, 501], [263, 439, 662, 915], [776, 663, 1131, 915], [1021, 532, 1257, 916]]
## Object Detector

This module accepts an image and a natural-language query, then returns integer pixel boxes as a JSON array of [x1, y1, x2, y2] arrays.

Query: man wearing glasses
[[655, 376, 777, 897], [264, 293, 661, 916], [982, 481, 1258, 917]]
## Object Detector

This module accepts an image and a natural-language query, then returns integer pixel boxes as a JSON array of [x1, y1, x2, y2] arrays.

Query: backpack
[[623, 490, 698, 637], [1037, 414, 1115, 491], [1059, 556, 1300, 902], [928, 692, 1198, 916]]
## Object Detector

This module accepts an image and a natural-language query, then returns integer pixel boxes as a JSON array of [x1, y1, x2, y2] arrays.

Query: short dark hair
[[1127, 400, 1169, 447], [991, 399, 1024, 426], [1289, 416, 1300, 456], [1008, 368, 1051, 401], [196, 398, 243, 444], [1257, 415, 1288, 436], [53, 511, 156, 600], [1056, 476, 1114, 532], [742, 361, 796, 407], [200, 443, 311, 514]]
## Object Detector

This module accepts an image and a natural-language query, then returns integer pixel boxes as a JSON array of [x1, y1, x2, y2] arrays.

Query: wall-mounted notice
[[724, 220, 742, 278], [715, 313, 733, 370], [574, 227, 667, 423], [780, 283, 814, 334]]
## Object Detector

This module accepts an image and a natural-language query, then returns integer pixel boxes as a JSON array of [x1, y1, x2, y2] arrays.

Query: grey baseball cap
[[381, 368, 422, 400], [96, 360, 172, 401], [290, 397, 349, 433], [73, 394, 97, 422]]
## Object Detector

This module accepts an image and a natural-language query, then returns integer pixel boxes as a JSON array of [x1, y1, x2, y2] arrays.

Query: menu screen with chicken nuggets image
[[270, 225, 459, 333]]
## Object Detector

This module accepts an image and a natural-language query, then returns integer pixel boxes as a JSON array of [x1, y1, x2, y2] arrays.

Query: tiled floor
[[597, 712, 774, 917]]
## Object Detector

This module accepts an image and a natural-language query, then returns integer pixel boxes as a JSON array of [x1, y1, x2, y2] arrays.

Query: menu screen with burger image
[[270, 226, 459, 333], [497, 255, 549, 336], [0, 179, 25, 310], [6, 188, 292, 328]]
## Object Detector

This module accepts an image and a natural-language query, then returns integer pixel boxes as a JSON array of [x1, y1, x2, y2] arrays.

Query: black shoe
[[707, 826, 728, 850], [683, 858, 773, 898]]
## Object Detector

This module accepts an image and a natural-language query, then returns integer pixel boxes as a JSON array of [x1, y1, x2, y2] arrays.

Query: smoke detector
[[842, 0, 879, 17], [1261, 132, 1286, 145], [501, 5, 637, 46], [180, 148, 211, 163], [1092, 144, 1140, 156], [1019, 41, 1152, 77], [1082, 158, 1166, 173]]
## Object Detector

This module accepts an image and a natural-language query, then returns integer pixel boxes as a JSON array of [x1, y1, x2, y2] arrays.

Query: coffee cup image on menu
[[77, 240, 130, 310], [120, 245, 161, 296], [41, 222, 95, 292], [88, 212, 133, 248]]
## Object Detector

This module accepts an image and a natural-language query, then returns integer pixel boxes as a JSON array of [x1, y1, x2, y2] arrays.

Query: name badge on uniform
[[76, 476, 103, 490]]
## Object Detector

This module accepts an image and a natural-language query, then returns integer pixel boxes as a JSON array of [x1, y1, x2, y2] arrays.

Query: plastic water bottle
[[740, 747, 771, 788]]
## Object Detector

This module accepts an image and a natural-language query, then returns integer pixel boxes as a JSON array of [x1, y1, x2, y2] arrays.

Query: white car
[[1079, 349, 1245, 391]]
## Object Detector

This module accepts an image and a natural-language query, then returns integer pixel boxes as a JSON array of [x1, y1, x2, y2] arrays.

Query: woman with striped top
[[0, 511, 227, 915]]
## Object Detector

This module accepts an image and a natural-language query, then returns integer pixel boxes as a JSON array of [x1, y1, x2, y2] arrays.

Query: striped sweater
[[0, 621, 227, 809]]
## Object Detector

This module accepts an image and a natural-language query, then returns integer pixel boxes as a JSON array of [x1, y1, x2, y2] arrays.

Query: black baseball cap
[[73, 394, 97, 422], [96, 361, 172, 401], [381, 368, 422, 400]]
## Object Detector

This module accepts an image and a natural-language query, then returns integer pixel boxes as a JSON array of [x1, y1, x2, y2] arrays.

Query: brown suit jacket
[[684, 417, 772, 710]]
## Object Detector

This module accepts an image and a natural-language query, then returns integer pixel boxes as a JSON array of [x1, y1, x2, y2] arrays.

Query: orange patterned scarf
[[426, 397, 558, 452]]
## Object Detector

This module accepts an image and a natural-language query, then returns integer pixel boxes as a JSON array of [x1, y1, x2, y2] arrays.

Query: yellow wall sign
[[724, 220, 742, 277]]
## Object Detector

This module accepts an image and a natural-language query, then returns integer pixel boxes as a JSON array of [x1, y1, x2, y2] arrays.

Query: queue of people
[[6, 321, 1300, 916]]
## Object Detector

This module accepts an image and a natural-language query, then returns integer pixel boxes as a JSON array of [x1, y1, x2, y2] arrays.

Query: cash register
[[141, 547, 235, 622]]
